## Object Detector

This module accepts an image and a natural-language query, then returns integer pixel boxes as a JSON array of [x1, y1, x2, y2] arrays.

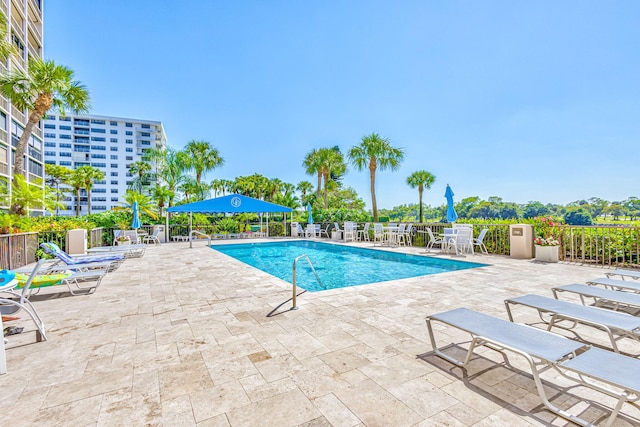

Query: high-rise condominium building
[[0, 0, 45, 214], [44, 114, 167, 215]]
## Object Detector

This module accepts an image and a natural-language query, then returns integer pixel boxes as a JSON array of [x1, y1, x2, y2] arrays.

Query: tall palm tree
[[151, 184, 173, 218], [116, 190, 158, 220], [348, 133, 404, 222], [406, 170, 436, 223], [76, 165, 104, 215], [181, 140, 224, 184], [45, 164, 72, 216], [211, 178, 224, 197], [318, 147, 346, 209], [158, 147, 187, 207], [67, 170, 86, 217], [128, 161, 152, 194], [0, 59, 90, 213], [302, 149, 323, 199]]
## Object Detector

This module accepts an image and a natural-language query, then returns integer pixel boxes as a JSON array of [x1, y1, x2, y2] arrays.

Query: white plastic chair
[[143, 228, 161, 244], [473, 228, 489, 254], [357, 223, 371, 241], [344, 222, 357, 242], [453, 227, 473, 255], [424, 228, 443, 251], [372, 223, 384, 245]]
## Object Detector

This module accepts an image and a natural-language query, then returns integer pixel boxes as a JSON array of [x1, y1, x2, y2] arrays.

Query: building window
[[44, 142, 56, 147], [60, 117, 71, 122], [59, 143, 71, 148], [91, 128, 106, 133], [110, 121, 117, 126], [59, 125, 71, 130], [44, 151, 56, 156], [45, 160, 55, 165], [110, 180, 118, 185], [125, 139, 133, 144], [141, 124, 151, 129], [60, 161, 71, 166], [93, 188, 106, 193], [125, 123, 132, 127], [91, 137, 106, 142], [110, 172, 118, 176], [110, 163, 118, 168], [59, 152, 72, 157], [110, 146, 118, 152], [44, 134, 56, 139], [125, 148, 133, 152], [141, 132, 150, 137], [73, 146, 90, 153], [110, 129, 117, 134], [91, 154, 106, 159], [111, 197, 119, 201], [91, 145, 106, 151], [110, 155, 118, 160], [46, 114, 56, 120], [125, 131, 133, 136], [59, 134, 72, 140], [91, 119, 106, 125], [91, 163, 106, 168], [44, 124, 55, 129], [126, 156, 133, 160]]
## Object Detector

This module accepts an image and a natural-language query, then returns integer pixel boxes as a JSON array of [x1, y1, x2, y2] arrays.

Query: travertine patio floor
[[1, 239, 639, 426]]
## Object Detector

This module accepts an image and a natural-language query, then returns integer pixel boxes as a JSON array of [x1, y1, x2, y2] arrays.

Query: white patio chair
[[372, 223, 384, 246], [357, 223, 371, 241], [473, 228, 489, 254], [424, 228, 443, 252], [319, 224, 331, 239], [452, 227, 473, 255], [441, 228, 458, 253], [396, 223, 407, 246], [143, 228, 161, 244], [344, 222, 357, 242]]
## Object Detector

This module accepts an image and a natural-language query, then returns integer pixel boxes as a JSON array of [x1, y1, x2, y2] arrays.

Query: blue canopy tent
[[167, 194, 293, 247]]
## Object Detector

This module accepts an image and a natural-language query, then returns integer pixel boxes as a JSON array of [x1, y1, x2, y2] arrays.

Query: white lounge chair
[[473, 228, 489, 254], [505, 294, 640, 353], [553, 284, 640, 314], [587, 277, 640, 293], [606, 269, 640, 281], [426, 307, 640, 427]]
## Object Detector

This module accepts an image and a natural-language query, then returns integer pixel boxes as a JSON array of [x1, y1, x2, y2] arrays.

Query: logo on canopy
[[231, 197, 242, 208]]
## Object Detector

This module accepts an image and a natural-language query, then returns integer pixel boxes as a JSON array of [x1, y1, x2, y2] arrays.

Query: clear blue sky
[[44, 1, 640, 210]]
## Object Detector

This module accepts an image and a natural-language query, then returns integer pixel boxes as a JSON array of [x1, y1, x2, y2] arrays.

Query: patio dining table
[[382, 226, 400, 247]]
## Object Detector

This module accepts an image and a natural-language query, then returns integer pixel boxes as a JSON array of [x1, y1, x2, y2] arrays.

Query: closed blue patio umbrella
[[445, 185, 458, 223], [307, 203, 314, 224], [131, 201, 142, 229]]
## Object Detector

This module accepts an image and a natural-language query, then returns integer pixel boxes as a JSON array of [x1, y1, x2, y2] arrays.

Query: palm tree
[[302, 149, 323, 199], [181, 140, 224, 184], [1, 175, 60, 216], [116, 190, 158, 220], [158, 147, 187, 207], [67, 170, 86, 216], [211, 178, 224, 197], [151, 184, 173, 217], [45, 164, 72, 216], [318, 147, 346, 209], [406, 170, 436, 223], [348, 133, 404, 222], [0, 59, 90, 214], [128, 161, 152, 194], [75, 165, 104, 215]]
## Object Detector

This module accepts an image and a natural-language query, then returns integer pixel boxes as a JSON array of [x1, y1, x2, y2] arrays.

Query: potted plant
[[533, 236, 560, 263], [116, 220, 131, 245]]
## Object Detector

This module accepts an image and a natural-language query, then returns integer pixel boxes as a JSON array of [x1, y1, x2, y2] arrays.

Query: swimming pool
[[210, 241, 487, 292]]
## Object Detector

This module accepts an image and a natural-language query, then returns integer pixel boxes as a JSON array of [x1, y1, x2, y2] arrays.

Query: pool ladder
[[291, 254, 322, 310]]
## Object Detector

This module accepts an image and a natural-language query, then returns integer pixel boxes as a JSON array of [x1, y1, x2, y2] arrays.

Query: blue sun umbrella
[[307, 203, 314, 224], [131, 201, 142, 229], [445, 185, 458, 223]]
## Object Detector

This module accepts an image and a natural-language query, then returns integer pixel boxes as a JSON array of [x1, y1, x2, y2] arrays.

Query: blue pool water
[[210, 241, 487, 292]]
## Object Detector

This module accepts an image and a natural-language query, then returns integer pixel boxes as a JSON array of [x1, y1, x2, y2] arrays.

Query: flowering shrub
[[533, 236, 560, 246], [533, 216, 562, 246]]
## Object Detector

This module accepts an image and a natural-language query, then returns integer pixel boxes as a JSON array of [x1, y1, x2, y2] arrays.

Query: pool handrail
[[189, 230, 211, 248], [291, 254, 322, 310]]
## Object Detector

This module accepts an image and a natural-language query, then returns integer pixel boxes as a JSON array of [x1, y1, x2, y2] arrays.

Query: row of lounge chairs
[[1, 241, 146, 346], [426, 268, 640, 426]]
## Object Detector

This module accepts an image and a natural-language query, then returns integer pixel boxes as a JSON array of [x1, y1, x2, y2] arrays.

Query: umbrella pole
[[189, 212, 193, 249]]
